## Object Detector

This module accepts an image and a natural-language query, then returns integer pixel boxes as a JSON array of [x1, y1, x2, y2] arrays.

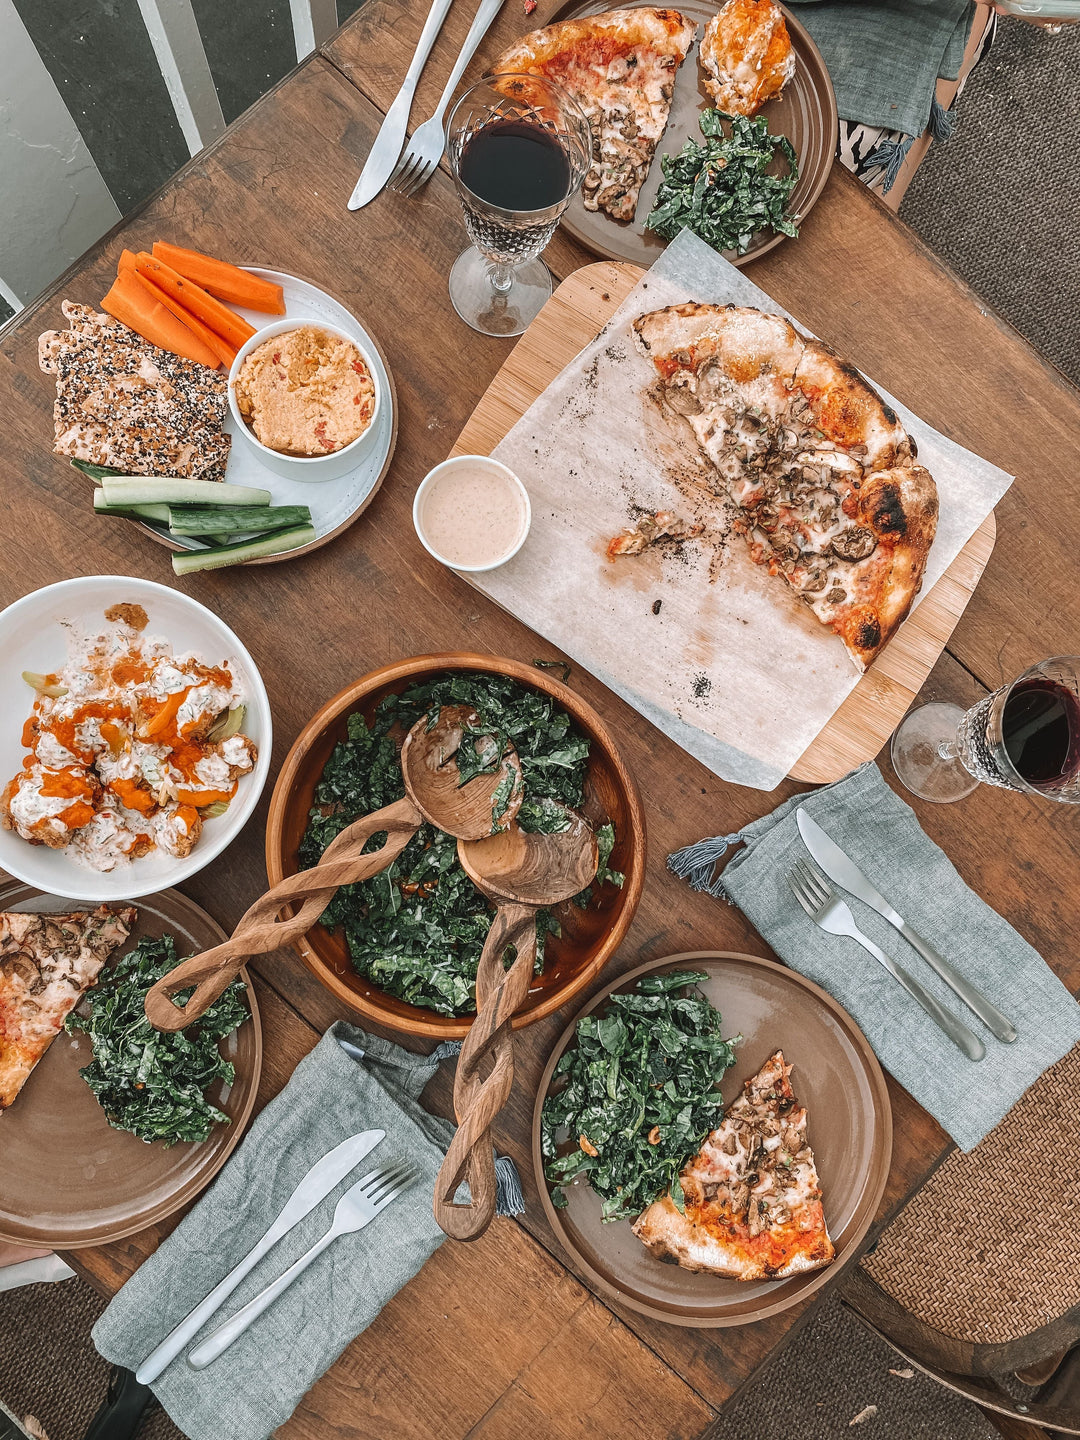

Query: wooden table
[[3, 2, 1079, 1434]]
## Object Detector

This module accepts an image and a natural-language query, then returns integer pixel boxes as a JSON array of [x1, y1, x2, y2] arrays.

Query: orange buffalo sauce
[[39, 768, 95, 801], [109, 777, 157, 815]]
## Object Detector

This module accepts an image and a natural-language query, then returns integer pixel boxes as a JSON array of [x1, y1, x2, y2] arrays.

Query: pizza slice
[[632, 1050, 835, 1280], [0, 905, 136, 1110], [491, 8, 696, 222], [699, 0, 796, 116], [629, 302, 939, 669]]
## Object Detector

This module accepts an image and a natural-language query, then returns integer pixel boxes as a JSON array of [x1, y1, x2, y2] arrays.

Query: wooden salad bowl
[[265, 653, 646, 1039]]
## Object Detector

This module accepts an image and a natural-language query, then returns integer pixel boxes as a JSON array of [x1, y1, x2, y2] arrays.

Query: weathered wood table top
[[2, 1, 1079, 1434]]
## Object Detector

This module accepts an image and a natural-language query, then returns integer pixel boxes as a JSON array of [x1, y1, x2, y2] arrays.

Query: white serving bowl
[[0, 576, 272, 903], [413, 455, 532, 573], [228, 318, 382, 482]]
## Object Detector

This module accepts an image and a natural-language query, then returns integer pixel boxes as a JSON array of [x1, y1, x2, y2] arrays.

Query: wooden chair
[[842, 1044, 1080, 1437]]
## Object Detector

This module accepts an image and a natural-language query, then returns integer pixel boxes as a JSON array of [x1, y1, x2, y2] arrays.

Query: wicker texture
[[861, 1044, 1080, 1344]]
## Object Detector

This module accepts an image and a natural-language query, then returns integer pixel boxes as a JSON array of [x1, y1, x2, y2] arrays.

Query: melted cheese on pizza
[[492, 10, 695, 222], [632, 1050, 834, 1281], [629, 303, 938, 668], [0, 905, 135, 1109]]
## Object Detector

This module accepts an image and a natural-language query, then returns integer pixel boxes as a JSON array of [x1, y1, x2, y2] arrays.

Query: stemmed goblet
[[891, 656, 1080, 803], [446, 73, 592, 337]]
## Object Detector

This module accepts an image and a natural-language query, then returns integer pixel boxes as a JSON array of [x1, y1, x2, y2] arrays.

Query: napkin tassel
[[431, 1039, 526, 1217], [667, 831, 745, 899]]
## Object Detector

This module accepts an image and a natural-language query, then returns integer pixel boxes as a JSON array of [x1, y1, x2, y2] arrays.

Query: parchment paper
[[470, 229, 1013, 790]]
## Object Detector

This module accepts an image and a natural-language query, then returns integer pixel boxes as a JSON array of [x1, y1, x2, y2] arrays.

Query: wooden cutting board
[[453, 261, 997, 784]]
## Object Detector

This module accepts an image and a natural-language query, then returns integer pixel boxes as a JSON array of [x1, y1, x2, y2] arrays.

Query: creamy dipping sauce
[[418, 461, 528, 569]]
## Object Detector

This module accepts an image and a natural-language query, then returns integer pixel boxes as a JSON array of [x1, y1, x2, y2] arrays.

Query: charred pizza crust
[[632, 1050, 834, 1281], [630, 302, 938, 669], [0, 905, 135, 1109], [491, 8, 696, 222]]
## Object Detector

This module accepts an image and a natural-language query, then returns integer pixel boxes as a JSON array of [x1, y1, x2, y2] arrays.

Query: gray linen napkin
[[785, 0, 973, 137], [94, 1023, 462, 1440], [670, 764, 1080, 1151]]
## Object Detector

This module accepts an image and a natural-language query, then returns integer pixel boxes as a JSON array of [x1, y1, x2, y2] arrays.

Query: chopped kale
[[65, 934, 248, 1146], [541, 970, 739, 1222], [645, 109, 799, 257], [299, 673, 623, 1017]]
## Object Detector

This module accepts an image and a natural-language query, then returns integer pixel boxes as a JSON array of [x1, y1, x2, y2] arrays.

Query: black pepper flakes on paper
[[652, 599, 662, 615], [691, 673, 712, 699]]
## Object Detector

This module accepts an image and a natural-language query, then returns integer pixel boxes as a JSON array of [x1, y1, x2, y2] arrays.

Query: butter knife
[[135, 1128, 384, 1384], [796, 808, 1018, 1043], [347, 0, 457, 209]]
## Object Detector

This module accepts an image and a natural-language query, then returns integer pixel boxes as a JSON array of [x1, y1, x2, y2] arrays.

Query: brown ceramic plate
[[0, 880, 262, 1248], [551, 0, 837, 268], [266, 653, 646, 1039], [533, 951, 891, 1327]]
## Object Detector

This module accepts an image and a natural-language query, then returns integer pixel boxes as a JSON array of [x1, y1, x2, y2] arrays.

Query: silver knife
[[347, 0, 457, 209], [796, 808, 1018, 1044], [135, 1128, 384, 1384]]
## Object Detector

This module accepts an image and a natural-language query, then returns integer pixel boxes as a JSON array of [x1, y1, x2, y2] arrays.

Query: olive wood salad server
[[143, 706, 522, 1031], [433, 807, 598, 1241]]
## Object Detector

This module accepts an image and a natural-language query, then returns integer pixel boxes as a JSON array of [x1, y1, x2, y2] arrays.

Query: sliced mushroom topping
[[665, 385, 703, 416], [830, 527, 877, 562], [826, 585, 847, 605], [2, 951, 41, 989], [747, 1198, 769, 1237], [800, 571, 828, 594]]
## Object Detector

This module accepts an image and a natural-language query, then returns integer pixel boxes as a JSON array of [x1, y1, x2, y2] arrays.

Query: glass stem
[[489, 261, 513, 295]]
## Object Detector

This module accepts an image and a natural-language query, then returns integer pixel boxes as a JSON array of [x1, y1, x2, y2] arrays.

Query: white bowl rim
[[227, 316, 382, 468], [413, 454, 532, 574], [0, 575, 273, 903]]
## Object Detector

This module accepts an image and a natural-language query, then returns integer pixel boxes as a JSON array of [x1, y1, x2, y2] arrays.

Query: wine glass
[[890, 657, 1080, 804], [446, 74, 592, 337]]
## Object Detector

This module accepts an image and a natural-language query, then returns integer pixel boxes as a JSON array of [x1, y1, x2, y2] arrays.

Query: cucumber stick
[[102, 477, 272, 507], [167, 505, 312, 536], [93, 491, 172, 524], [172, 524, 316, 574]]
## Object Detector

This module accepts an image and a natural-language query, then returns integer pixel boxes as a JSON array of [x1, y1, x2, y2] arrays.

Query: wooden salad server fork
[[143, 705, 523, 1031], [432, 805, 599, 1240]]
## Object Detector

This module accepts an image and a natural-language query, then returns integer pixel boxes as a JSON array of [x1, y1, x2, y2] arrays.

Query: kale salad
[[541, 970, 739, 1222], [299, 671, 624, 1017], [646, 109, 799, 257], [66, 933, 248, 1146]]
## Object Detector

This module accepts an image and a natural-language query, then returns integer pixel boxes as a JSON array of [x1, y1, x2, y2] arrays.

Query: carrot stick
[[133, 270, 238, 369], [132, 252, 256, 350], [152, 241, 285, 314], [101, 273, 221, 369], [118, 248, 139, 275]]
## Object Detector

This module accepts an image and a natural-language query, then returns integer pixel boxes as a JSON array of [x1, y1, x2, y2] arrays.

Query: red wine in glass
[[894, 657, 1080, 803], [998, 678, 1080, 788], [458, 119, 572, 212]]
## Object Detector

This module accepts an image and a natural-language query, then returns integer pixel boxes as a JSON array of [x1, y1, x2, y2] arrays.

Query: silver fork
[[787, 858, 986, 1061], [186, 1161, 419, 1369], [388, 0, 507, 198]]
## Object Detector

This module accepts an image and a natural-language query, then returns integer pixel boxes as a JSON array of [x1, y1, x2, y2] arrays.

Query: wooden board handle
[[143, 795, 421, 1031], [433, 901, 537, 1241]]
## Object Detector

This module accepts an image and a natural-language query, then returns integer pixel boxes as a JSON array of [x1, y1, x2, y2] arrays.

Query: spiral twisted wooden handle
[[143, 795, 422, 1031], [433, 900, 538, 1241]]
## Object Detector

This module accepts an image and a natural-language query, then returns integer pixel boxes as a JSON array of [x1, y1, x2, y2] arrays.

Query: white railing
[[0, 0, 340, 312]]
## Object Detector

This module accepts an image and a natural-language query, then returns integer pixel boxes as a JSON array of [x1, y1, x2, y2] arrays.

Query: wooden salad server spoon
[[433, 806, 598, 1241], [143, 705, 523, 1032]]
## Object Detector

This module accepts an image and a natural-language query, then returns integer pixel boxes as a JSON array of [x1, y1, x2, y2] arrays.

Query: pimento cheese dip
[[234, 325, 376, 456], [0, 609, 257, 872]]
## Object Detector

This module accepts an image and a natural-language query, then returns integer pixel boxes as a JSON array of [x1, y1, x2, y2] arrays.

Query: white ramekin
[[413, 455, 532, 573], [228, 318, 382, 482]]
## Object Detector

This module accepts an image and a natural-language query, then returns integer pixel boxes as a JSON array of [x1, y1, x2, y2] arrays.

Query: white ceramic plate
[[0, 576, 272, 902], [136, 268, 396, 562]]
